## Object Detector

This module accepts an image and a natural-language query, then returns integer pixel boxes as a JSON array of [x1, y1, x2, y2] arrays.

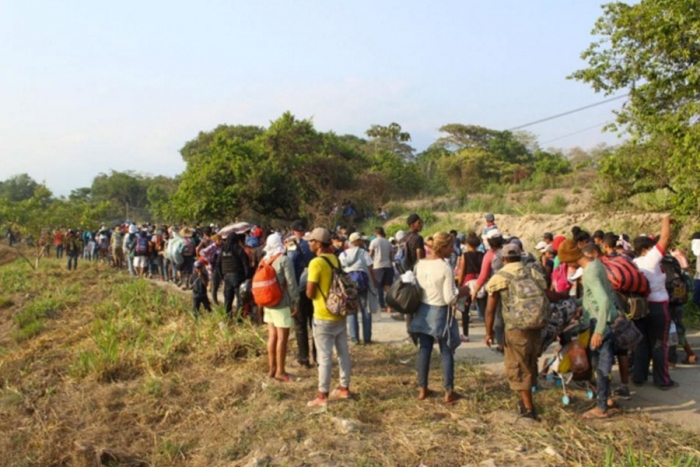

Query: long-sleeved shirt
[[578, 259, 618, 335], [474, 249, 497, 293], [415, 259, 457, 306]]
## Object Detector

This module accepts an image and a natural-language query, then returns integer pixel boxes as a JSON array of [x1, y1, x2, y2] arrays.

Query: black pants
[[294, 292, 316, 364], [211, 269, 222, 304], [223, 273, 242, 319], [633, 301, 672, 387], [193, 294, 211, 317]]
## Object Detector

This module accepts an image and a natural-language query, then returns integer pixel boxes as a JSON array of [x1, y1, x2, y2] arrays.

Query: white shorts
[[133, 256, 147, 268]]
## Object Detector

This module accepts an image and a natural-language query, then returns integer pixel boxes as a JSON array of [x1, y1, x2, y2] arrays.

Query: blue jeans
[[348, 292, 371, 343], [693, 279, 700, 308], [55, 245, 64, 259], [127, 254, 135, 275], [589, 319, 614, 412], [416, 333, 454, 391]]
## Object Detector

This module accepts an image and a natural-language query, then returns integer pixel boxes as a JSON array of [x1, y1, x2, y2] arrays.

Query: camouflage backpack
[[498, 268, 550, 330], [318, 256, 360, 317]]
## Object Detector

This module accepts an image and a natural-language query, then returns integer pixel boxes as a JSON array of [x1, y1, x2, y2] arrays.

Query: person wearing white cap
[[261, 233, 299, 383], [339, 232, 375, 344], [472, 228, 506, 353]]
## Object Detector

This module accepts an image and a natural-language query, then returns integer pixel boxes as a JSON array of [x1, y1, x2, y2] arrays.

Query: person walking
[[369, 227, 394, 310], [410, 232, 468, 404]]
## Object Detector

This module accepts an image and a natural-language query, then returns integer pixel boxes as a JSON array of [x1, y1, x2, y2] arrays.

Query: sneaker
[[656, 381, 680, 391], [520, 409, 538, 421], [613, 385, 631, 400], [460, 334, 470, 343], [331, 387, 351, 399], [307, 393, 329, 407]]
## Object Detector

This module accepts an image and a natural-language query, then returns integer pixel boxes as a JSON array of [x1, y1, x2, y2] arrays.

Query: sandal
[[582, 408, 609, 419], [682, 355, 697, 364], [275, 373, 292, 383]]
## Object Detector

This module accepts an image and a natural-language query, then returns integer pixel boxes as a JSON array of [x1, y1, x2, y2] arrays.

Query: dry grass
[[1, 259, 699, 467]]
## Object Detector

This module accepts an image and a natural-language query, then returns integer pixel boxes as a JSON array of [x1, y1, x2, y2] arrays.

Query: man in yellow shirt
[[305, 227, 352, 407]]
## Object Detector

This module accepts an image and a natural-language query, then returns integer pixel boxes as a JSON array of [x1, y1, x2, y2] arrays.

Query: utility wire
[[507, 94, 628, 131], [541, 121, 610, 145]]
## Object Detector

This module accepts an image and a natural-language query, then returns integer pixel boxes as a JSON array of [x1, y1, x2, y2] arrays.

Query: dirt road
[[371, 311, 700, 432]]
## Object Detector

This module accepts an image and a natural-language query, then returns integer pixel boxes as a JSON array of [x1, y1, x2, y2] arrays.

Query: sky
[[0, 1, 627, 196]]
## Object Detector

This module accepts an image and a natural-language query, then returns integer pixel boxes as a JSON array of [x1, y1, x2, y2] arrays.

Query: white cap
[[535, 241, 548, 251]]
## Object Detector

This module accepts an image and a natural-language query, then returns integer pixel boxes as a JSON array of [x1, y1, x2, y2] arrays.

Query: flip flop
[[275, 374, 293, 383], [582, 408, 609, 419]]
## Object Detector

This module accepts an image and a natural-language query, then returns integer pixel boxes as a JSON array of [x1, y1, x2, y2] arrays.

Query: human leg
[[632, 317, 650, 384], [437, 337, 455, 393], [266, 322, 278, 377], [333, 319, 351, 390], [309, 319, 336, 404], [648, 302, 672, 387], [360, 293, 372, 343], [295, 293, 313, 365], [416, 333, 434, 397]]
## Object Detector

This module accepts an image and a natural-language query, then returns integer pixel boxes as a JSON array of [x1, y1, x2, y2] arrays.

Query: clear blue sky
[[0, 1, 625, 196]]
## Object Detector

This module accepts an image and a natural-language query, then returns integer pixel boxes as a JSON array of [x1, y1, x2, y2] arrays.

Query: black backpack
[[661, 256, 688, 306]]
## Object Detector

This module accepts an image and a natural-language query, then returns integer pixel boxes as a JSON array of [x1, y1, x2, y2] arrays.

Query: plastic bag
[[669, 322, 679, 347]]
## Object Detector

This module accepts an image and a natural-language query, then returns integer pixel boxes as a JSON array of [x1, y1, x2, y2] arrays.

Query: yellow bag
[[558, 327, 591, 374]]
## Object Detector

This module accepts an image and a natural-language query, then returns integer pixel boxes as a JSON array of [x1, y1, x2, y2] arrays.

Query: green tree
[[571, 0, 700, 214], [365, 122, 414, 160], [0, 173, 40, 202], [181, 124, 264, 163]]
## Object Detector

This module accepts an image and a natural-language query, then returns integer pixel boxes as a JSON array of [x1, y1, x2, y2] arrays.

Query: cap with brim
[[348, 232, 362, 243], [502, 243, 521, 258], [485, 229, 502, 239], [304, 227, 331, 244], [535, 241, 548, 251], [179, 227, 194, 237]]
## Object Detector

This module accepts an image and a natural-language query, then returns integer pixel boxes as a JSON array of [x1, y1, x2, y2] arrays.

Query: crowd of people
[[38, 211, 698, 418]]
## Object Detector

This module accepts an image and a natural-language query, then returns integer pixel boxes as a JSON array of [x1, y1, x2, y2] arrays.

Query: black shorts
[[374, 267, 395, 287], [179, 256, 195, 273]]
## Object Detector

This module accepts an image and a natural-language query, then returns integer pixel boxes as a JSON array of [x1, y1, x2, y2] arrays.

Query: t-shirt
[[369, 237, 392, 269], [634, 244, 669, 302], [579, 260, 618, 335], [403, 232, 425, 271], [307, 253, 342, 321], [339, 247, 372, 273], [414, 259, 457, 306]]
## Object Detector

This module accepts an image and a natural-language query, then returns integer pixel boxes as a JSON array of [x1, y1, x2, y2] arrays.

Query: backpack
[[252, 254, 284, 308], [182, 237, 195, 257], [601, 255, 650, 296], [348, 271, 369, 293], [552, 263, 572, 294], [662, 256, 689, 306], [497, 268, 550, 330], [394, 243, 407, 272], [318, 256, 359, 317], [344, 249, 369, 293], [135, 236, 149, 256]]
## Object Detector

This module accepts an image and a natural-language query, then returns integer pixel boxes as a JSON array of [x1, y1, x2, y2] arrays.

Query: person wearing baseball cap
[[286, 221, 316, 369], [485, 242, 548, 420], [305, 227, 352, 407], [339, 231, 375, 345], [481, 213, 499, 239]]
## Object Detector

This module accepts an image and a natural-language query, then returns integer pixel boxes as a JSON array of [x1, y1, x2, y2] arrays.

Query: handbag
[[611, 315, 643, 351], [614, 291, 649, 320], [386, 279, 422, 315]]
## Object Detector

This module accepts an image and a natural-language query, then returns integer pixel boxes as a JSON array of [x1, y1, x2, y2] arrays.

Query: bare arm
[[484, 294, 499, 347], [658, 215, 672, 252], [306, 281, 317, 300]]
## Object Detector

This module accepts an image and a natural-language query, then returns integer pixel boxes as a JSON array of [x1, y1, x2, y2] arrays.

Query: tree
[[180, 124, 264, 163], [0, 173, 40, 202], [571, 0, 700, 214], [365, 122, 414, 160]]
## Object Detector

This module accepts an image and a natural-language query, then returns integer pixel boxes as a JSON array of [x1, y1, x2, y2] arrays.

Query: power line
[[507, 94, 628, 131], [541, 121, 610, 145]]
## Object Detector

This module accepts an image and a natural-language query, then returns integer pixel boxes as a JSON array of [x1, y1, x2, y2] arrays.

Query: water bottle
[[669, 322, 679, 347]]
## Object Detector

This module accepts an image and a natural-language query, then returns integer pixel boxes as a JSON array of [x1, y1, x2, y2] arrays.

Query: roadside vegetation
[[1, 256, 699, 467]]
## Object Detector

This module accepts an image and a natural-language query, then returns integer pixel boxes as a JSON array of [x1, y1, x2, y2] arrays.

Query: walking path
[[371, 311, 700, 432]]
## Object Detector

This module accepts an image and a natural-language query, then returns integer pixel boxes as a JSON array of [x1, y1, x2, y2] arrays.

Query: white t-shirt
[[369, 237, 392, 269], [414, 259, 457, 306], [634, 244, 669, 302]]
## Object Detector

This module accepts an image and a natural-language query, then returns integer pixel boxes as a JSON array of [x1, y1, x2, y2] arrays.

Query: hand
[[471, 291, 477, 302], [590, 332, 603, 350], [484, 333, 494, 348], [291, 307, 299, 318]]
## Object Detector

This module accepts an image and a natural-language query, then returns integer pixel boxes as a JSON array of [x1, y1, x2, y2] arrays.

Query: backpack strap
[[316, 255, 339, 301]]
